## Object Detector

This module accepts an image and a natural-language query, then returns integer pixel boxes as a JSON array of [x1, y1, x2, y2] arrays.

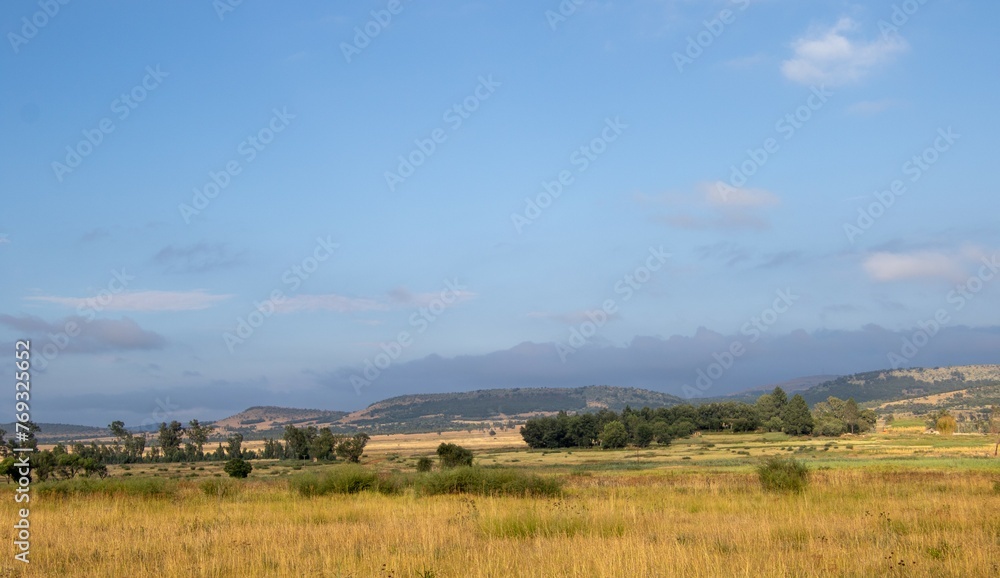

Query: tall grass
[[756, 456, 810, 493], [35, 476, 176, 498], [417, 467, 562, 497], [8, 468, 999, 577], [288, 465, 561, 498], [289, 464, 400, 496]]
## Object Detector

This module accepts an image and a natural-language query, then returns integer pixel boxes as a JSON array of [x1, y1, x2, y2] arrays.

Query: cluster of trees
[[260, 425, 370, 463], [811, 397, 876, 436], [436, 443, 474, 468], [520, 388, 872, 449], [1, 423, 109, 482], [0, 419, 374, 483]]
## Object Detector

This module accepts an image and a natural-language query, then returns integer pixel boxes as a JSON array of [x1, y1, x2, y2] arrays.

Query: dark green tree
[[599, 421, 629, 449], [436, 443, 473, 468], [187, 420, 215, 457], [226, 433, 244, 459], [780, 395, 815, 435], [157, 421, 184, 460], [223, 458, 253, 478], [335, 433, 370, 463], [633, 422, 654, 448]]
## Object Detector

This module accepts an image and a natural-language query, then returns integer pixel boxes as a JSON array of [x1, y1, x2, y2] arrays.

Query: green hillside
[[799, 365, 1000, 405]]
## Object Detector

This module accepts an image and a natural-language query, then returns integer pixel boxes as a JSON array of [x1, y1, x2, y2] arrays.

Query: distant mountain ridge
[[701, 375, 839, 404], [798, 365, 1000, 405], [24, 365, 1000, 442], [212, 385, 684, 437]]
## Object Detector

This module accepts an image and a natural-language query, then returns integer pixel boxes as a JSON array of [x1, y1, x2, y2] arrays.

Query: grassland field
[[3, 428, 1000, 577]]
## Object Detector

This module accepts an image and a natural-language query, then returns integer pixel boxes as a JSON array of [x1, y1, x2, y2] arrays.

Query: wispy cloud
[[152, 242, 244, 274], [645, 181, 780, 231], [0, 314, 166, 352], [278, 288, 477, 313], [862, 246, 986, 282], [79, 228, 110, 243], [27, 290, 233, 311], [276, 294, 388, 313], [782, 18, 907, 86]]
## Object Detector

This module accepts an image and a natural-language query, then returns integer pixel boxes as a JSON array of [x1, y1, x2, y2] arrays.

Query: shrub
[[417, 467, 561, 497], [416, 457, 434, 472], [437, 443, 473, 468], [756, 457, 809, 493], [200, 478, 240, 498], [36, 477, 175, 498], [936, 415, 957, 435], [223, 458, 253, 479], [289, 465, 397, 497]]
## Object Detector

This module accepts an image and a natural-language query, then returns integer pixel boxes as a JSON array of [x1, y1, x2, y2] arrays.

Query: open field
[[4, 430, 1000, 577]]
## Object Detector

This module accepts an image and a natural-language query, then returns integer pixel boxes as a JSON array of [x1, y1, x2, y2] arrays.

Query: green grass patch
[[289, 465, 399, 497], [418, 467, 562, 497], [756, 457, 809, 493], [36, 477, 176, 498]]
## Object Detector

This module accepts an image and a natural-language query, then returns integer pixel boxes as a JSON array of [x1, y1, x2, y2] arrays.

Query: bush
[[223, 458, 253, 479], [36, 477, 175, 498], [756, 457, 809, 493], [437, 443, 473, 468], [416, 457, 434, 472], [289, 465, 397, 497], [200, 478, 240, 498], [417, 467, 561, 497]]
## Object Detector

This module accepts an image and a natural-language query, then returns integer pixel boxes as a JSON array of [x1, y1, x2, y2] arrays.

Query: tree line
[[0, 420, 370, 483], [520, 388, 876, 449]]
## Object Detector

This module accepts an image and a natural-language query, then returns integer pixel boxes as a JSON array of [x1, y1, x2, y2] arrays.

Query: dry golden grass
[[3, 432, 999, 577]]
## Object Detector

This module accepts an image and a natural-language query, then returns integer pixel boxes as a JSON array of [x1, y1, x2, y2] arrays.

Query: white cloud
[[278, 289, 477, 313], [27, 290, 232, 311], [863, 250, 965, 282], [646, 182, 780, 231], [701, 181, 779, 207], [781, 18, 907, 86], [276, 294, 388, 313]]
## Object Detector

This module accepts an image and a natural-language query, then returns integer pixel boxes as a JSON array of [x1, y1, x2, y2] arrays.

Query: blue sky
[[2, 0, 999, 426]]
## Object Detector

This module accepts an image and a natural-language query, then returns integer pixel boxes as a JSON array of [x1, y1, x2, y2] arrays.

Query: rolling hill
[[797, 365, 1000, 405], [211, 386, 684, 437]]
